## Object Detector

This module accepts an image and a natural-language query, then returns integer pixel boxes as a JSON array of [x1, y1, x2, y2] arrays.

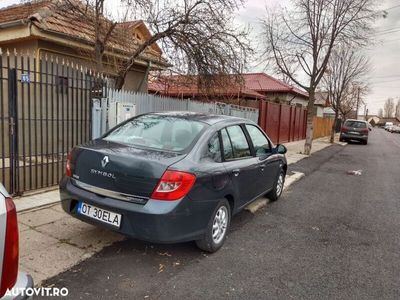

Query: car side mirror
[[276, 144, 287, 154]]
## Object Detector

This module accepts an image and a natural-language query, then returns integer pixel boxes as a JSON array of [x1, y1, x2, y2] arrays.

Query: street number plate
[[77, 202, 122, 228]]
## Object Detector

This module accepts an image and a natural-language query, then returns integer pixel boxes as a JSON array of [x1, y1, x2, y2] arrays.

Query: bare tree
[[383, 98, 395, 118], [378, 108, 383, 118], [338, 84, 367, 120], [119, 0, 251, 89], [262, 0, 376, 154], [396, 99, 400, 119], [63, 0, 122, 72], [323, 46, 370, 143], [63, 0, 251, 90]]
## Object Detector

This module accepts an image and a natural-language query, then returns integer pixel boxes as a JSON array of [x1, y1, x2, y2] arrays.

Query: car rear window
[[104, 114, 206, 152], [344, 121, 367, 128]]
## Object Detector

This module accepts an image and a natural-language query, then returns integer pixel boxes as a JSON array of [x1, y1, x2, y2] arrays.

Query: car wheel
[[195, 199, 231, 253], [267, 169, 286, 202], [363, 140, 368, 145], [339, 136, 344, 142]]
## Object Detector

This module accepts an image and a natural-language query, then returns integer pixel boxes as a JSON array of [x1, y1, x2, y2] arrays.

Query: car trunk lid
[[71, 140, 186, 199]]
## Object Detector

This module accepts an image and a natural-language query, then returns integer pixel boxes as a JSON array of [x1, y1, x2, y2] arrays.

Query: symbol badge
[[101, 156, 109, 168]]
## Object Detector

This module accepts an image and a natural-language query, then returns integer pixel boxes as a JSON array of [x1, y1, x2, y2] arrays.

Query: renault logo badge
[[101, 156, 109, 168]]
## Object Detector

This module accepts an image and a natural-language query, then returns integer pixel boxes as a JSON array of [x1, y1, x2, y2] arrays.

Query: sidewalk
[[15, 135, 344, 286]]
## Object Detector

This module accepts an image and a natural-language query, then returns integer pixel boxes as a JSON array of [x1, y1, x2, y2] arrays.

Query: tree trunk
[[304, 88, 316, 155], [330, 109, 339, 144], [94, 41, 103, 74], [115, 74, 125, 90]]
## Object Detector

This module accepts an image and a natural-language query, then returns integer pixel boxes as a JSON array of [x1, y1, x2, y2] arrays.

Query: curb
[[245, 171, 305, 214]]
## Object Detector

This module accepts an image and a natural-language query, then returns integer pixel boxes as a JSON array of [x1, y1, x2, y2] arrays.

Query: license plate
[[349, 131, 360, 135], [77, 202, 122, 228]]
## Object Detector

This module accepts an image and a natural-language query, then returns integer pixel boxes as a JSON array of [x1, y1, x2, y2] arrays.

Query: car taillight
[[341, 126, 348, 133], [151, 170, 196, 201], [361, 128, 369, 134], [0, 197, 19, 298], [65, 152, 72, 177]]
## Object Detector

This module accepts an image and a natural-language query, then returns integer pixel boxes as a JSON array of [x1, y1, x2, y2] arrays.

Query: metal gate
[[0, 50, 96, 195]]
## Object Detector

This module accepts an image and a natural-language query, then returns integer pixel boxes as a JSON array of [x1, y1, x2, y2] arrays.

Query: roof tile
[[0, 0, 165, 64]]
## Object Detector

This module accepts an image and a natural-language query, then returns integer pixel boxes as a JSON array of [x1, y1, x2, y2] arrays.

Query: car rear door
[[221, 125, 260, 208], [244, 124, 280, 194]]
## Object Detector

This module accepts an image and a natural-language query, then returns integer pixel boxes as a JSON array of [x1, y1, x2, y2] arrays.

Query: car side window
[[207, 133, 222, 162], [245, 125, 271, 157], [226, 125, 251, 159], [220, 129, 234, 160]]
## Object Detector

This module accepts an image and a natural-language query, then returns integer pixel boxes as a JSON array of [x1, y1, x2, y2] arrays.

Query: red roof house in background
[[148, 73, 310, 108]]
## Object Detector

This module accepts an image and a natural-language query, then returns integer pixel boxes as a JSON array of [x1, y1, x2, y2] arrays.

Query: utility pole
[[355, 87, 361, 120]]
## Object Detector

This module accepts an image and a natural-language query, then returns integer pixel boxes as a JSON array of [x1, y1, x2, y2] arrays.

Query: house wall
[[288, 94, 308, 107], [261, 92, 308, 108], [316, 106, 324, 117], [124, 66, 148, 92], [1, 39, 148, 92]]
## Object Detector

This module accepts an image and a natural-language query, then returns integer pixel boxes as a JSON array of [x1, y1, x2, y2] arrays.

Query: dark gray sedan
[[60, 112, 287, 252]]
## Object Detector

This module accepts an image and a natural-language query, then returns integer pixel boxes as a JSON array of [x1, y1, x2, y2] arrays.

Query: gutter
[[32, 26, 169, 69], [0, 19, 26, 29]]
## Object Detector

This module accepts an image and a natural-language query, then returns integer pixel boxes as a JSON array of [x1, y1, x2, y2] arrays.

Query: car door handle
[[260, 164, 266, 171], [232, 169, 240, 176]]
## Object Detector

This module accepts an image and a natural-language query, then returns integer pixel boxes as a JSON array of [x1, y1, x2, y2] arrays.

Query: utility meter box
[[109, 102, 136, 129]]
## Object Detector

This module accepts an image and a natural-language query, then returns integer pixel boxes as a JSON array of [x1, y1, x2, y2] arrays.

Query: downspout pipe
[[137, 61, 152, 92]]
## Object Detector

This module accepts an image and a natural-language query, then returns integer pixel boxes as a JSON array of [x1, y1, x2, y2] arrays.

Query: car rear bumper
[[340, 132, 368, 141], [59, 177, 215, 243], [3, 272, 34, 300]]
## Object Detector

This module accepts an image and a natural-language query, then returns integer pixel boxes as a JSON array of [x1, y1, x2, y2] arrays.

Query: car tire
[[363, 140, 368, 145], [339, 136, 344, 142], [267, 169, 286, 202], [195, 199, 231, 253]]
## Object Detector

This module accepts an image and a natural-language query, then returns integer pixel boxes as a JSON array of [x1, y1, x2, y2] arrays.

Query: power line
[[381, 3, 400, 12], [372, 80, 400, 84], [375, 74, 400, 79]]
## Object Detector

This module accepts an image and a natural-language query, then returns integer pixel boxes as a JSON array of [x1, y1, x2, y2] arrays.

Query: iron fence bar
[[66, 62, 70, 159], [71, 63, 75, 150], [80, 69, 84, 144], [0, 54, 5, 188], [39, 59, 44, 188], [61, 62, 65, 179], [8, 67, 17, 195], [75, 66, 79, 147], [20, 55, 26, 192], [27, 55, 33, 190], [86, 76, 91, 141], [45, 58, 50, 187], [56, 59, 60, 184], [50, 59, 55, 185], [33, 56, 38, 190]]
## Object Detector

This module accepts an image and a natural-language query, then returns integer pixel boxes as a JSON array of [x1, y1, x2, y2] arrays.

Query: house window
[[56, 76, 69, 94]]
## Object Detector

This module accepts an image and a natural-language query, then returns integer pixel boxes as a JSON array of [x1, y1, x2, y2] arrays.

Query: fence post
[[288, 106, 292, 142], [8, 68, 18, 195], [91, 99, 101, 139], [277, 104, 282, 144]]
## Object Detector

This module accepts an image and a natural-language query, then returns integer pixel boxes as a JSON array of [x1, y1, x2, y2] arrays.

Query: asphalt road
[[40, 128, 400, 300]]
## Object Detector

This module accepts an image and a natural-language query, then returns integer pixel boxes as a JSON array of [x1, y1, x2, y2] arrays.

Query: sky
[[1, 0, 400, 115]]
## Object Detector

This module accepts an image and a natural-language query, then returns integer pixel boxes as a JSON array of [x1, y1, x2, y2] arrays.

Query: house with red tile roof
[[241, 73, 309, 105], [0, 0, 167, 91], [149, 73, 325, 110]]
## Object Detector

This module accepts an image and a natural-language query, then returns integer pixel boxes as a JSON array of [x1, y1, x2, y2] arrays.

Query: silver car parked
[[0, 184, 33, 299]]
